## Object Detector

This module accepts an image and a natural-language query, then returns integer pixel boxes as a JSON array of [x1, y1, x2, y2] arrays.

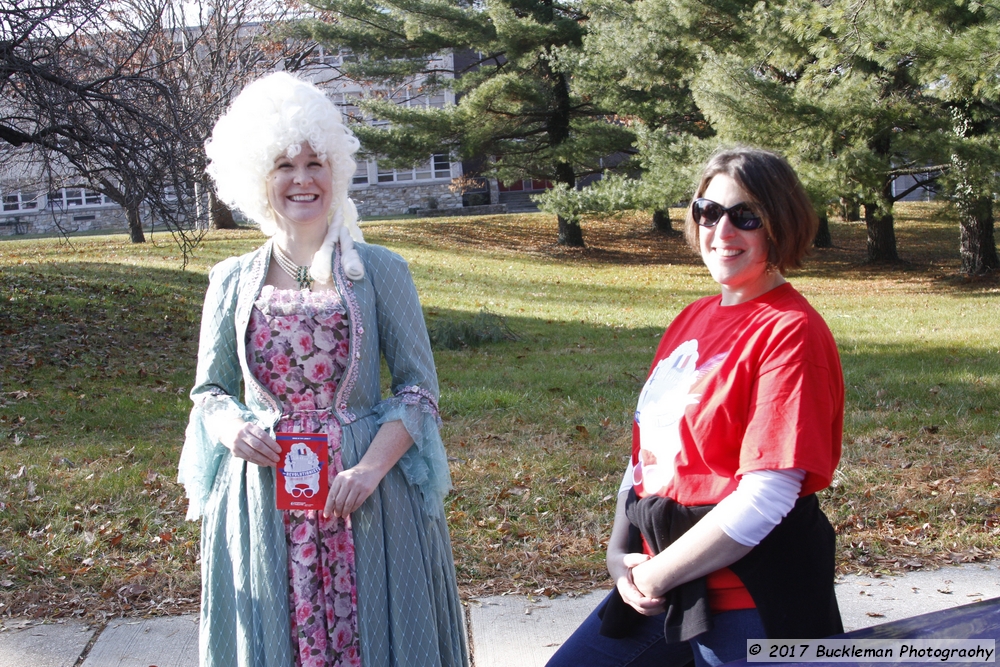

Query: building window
[[329, 92, 362, 123], [2, 191, 40, 212], [432, 154, 450, 178], [377, 163, 396, 183], [47, 188, 111, 208], [375, 154, 451, 183], [384, 85, 449, 110], [305, 45, 355, 67]]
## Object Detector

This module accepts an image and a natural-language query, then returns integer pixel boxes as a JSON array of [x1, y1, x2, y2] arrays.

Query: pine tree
[[531, 0, 722, 234], [297, 0, 635, 246], [908, 0, 1000, 275], [682, 0, 964, 263]]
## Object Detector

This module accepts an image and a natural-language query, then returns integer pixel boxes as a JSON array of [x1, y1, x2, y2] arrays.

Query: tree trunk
[[209, 188, 237, 229], [956, 195, 999, 275], [863, 202, 898, 263], [652, 208, 676, 234], [545, 65, 583, 247], [839, 197, 860, 221], [126, 204, 145, 243], [814, 212, 832, 248], [863, 132, 899, 262], [553, 157, 583, 247], [557, 214, 584, 246]]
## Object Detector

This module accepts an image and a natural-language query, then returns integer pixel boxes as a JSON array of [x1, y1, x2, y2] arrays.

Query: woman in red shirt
[[547, 147, 844, 667]]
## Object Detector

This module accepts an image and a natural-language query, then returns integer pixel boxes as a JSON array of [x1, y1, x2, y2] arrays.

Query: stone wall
[[0, 205, 129, 237], [0, 181, 468, 238], [351, 182, 461, 218], [415, 204, 507, 217]]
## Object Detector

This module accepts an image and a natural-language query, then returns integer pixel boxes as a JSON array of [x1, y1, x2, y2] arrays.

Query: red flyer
[[275, 432, 328, 511]]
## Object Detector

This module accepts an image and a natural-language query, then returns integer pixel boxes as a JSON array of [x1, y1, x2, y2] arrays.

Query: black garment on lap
[[598, 491, 843, 644]]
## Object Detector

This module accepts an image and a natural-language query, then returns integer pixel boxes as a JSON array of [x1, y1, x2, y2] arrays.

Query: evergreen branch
[[888, 164, 949, 177]]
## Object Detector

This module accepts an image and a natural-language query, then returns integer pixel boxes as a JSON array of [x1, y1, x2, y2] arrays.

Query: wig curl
[[205, 72, 365, 281]]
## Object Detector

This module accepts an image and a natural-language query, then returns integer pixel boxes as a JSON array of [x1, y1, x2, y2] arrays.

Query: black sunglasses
[[691, 198, 763, 231]]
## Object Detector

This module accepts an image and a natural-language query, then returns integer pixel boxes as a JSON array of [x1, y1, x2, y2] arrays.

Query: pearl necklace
[[272, 244, 313, 290]]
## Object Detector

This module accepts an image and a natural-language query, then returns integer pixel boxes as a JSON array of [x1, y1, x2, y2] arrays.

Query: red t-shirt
[[629, 283, 843, 610]]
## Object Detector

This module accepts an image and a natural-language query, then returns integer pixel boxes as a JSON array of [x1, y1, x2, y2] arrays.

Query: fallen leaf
[[118, 583, 147, 598], [866, 612, 885, 618]]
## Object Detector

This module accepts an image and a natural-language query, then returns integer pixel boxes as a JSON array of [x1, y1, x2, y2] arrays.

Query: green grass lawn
[[0, 204, 997, 619]]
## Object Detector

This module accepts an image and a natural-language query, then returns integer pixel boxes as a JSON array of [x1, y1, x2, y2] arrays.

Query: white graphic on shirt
[[633, 339, 702, 496]]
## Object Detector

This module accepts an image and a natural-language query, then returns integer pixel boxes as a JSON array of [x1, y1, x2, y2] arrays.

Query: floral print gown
[[246, 285, 361, 667]]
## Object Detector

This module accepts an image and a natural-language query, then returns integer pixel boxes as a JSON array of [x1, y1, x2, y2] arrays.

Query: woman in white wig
[[178, 71, 468, 667]]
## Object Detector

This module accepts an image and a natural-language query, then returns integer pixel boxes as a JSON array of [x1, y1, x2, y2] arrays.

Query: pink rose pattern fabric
[[247, 286, 360, 667]]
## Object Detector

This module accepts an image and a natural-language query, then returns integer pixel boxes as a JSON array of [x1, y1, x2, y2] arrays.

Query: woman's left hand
[[615, 552, 665, 615], [324, 465, 381, 519], [322, 419, 415, 520], [629, 558, 660, 600]]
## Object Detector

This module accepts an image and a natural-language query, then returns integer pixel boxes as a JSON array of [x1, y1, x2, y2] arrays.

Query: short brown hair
[[684, 147, 818, 274]]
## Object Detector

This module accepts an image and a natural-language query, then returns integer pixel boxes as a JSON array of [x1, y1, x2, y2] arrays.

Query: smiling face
[[698, 173, 785, 306], [266, 143, 334, 231]]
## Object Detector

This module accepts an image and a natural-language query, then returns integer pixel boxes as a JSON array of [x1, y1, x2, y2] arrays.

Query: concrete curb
[[0, 618, 95, 667], [80, 616, 199, 667], [2, 562, 996, 667]]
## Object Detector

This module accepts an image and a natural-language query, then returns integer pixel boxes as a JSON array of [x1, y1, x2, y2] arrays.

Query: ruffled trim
[[178, 394, 251, 519], [374, 389, 451, 516], [332, 246, 362, 425], [241, 244, 282, 420]]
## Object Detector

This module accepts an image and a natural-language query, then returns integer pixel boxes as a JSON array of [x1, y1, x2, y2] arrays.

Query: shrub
[[429, 310, 517, 350]]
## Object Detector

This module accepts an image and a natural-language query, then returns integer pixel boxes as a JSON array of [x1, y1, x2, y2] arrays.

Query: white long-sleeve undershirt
[[712, 468, 805, 546]]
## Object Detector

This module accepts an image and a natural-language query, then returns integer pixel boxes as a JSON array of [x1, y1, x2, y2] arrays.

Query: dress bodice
[[246, 285, 351, 412]]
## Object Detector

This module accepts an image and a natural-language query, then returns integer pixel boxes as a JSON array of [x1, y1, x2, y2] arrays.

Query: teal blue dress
[[178, 240, 468, 667]]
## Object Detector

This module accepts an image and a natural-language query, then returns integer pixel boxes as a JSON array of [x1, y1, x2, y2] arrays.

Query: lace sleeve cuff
[[178, 391, 253, 520], [374, 387, 451, 514]]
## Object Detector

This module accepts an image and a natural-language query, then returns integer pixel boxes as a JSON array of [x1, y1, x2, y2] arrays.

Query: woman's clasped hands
[[611, 551, 665, 616]]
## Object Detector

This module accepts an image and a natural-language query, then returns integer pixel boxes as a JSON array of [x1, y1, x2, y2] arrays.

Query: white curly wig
[[205, 72, 365, 281]]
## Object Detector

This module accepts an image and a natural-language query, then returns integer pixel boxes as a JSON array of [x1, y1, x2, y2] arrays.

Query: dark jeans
[[546, 591, 766, 667]]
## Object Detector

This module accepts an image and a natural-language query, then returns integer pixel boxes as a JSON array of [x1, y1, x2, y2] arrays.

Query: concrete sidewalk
[[2, 562, 997, 667]]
